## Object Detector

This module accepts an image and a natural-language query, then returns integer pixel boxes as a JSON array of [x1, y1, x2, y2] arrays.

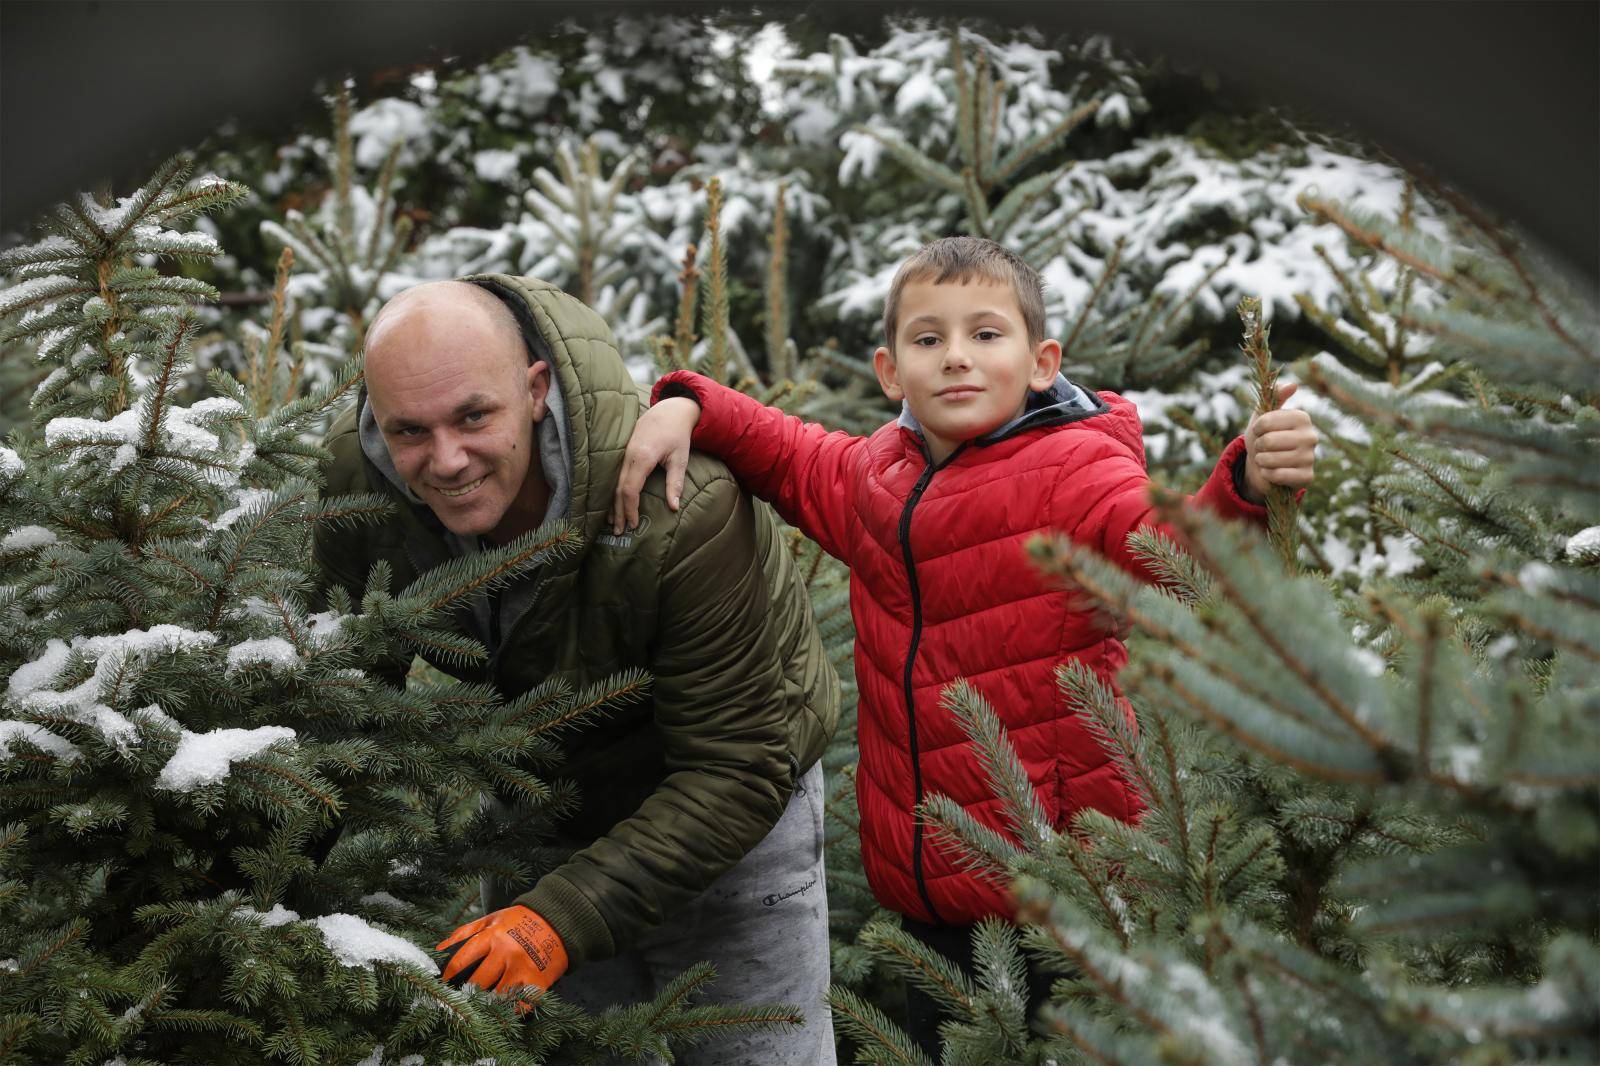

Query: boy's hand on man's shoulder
[[1242, 382, 1318, 504], [612, 395, 702, 534]]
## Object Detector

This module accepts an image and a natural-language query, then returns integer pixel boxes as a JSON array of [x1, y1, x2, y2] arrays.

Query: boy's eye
[[914, 335, 941, 347], [975, 329, 1000, 341]]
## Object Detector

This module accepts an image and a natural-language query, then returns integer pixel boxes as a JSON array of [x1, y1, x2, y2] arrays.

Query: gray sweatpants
[[557, 762, 836, 1065]]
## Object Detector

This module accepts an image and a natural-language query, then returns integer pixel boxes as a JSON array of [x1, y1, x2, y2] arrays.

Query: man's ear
[[1030, 338, 1062, 392], [872, 346, 904, 402], [526, 360, 552, 421]]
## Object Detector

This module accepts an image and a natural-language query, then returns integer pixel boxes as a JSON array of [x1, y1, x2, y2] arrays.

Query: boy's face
[[873, 278, 1061, 463]]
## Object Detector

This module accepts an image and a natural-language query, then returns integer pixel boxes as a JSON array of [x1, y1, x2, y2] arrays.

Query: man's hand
[[437, 905, 568, 1001], [1243, 382, 1318, 503], [610, 395, 700, 535]]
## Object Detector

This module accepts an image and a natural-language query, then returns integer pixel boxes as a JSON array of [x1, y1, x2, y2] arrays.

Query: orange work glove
[[436, 905, 569, 999]]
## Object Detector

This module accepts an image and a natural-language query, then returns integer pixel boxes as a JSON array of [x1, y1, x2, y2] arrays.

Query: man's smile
[[435, 475, 487, 498]]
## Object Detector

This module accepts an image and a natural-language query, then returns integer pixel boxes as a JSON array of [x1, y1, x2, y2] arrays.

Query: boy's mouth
[[935, 384, 983, 397]]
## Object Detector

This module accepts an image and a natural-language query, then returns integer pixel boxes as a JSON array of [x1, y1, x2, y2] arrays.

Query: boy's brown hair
[[881, 236, 1046, 352]]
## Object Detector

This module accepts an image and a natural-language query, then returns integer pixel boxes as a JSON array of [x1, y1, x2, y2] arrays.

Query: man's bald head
[[362, 279, 555, 542], [365, 280, 528, 380]]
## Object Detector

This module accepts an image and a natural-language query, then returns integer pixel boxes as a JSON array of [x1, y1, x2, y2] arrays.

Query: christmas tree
[[0, 159, 799, 1065]]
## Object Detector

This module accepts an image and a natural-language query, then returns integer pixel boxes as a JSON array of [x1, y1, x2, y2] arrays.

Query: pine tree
[[259, 86, 416, 374], [0, 160, 803, 1065]]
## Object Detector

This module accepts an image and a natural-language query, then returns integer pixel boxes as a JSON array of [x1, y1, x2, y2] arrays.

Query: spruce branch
[[1238, 297, 1301, 572], [825, 987, 935, 1066], [765, 182, 792, 381], [701, 179, 730, 383]]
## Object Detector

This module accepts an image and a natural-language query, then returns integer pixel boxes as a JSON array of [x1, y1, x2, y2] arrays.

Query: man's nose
[[428, 431, 471, 480]]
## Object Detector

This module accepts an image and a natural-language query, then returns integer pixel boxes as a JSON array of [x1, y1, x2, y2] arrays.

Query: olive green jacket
[[313, 275, 838, 968]]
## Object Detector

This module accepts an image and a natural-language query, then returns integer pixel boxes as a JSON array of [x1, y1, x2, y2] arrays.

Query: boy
[[610, 236, 1317, 1047]]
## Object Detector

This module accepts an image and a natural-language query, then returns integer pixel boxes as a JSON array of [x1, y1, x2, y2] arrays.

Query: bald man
[[313, 276, 839, 1064]]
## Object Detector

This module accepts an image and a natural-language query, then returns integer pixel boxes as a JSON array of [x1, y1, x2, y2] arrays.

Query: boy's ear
[[873, 346, 904, 402], [1030, 338, 1063, 392]]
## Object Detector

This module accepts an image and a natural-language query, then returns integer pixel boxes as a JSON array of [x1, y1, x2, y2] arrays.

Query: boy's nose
[[942, 345, 972, 372]]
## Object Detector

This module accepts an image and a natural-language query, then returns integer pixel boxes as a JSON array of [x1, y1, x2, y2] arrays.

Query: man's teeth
[[437, 476, 485, 498]]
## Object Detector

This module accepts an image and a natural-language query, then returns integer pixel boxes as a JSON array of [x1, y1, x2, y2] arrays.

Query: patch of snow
[[0, 274, 79, 317], [2, 526, 57, 551], [349, 98, 433, 169], [246, 903, 302, 927], [44, 398, 248, 485], [1517, 562, 1558, 594], [1348, 647, 1386, 677], [1446, 744, 1482, 783], [1526, 980, 1569, 1020], [475, 47, 561, 116], [131, 704, 178, 731], [0, 721, 81, 762], [1484, 635, 1518, 659], [1564, 526, 1600, 562], [310, 913, 438, 973], [225, 637, 301, 674], [11, 627, 217, 705], [155, 725, 296, 791], [0, 448, 24, 481], [210, 488, 276, 531], [472, 149, 522, 184]]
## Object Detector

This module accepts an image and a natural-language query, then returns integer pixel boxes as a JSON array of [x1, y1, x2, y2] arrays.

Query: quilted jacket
[[313, 276, 838, 967], [651, 369, 1271, 925]]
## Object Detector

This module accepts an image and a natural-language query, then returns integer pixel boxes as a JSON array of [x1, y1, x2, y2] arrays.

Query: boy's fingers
[[1251, 409, 1312, 435], [614, 453, 648, 533], [1253, 428, 1317, 453], [1274, 381, 1299, 403], [666, 452, 686, 510]]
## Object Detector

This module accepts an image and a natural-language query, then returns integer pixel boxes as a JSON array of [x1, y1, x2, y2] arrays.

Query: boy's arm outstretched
[[612, 370, 868, 564], [1077, 382, 1317, 582]]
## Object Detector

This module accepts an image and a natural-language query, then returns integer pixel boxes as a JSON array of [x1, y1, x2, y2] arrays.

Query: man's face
[[365, 298, 550, 538], [873, 278, 1060, 462]]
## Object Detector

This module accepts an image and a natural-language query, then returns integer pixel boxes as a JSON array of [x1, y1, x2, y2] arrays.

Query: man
[[313, 275, 839, 1064]]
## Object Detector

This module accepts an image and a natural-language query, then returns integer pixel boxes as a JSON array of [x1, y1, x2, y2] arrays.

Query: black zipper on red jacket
[[898, 440, 966, 925]]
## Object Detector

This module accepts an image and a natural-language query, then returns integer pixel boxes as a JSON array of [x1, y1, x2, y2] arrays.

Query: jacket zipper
[[898, 440, 966, 925]]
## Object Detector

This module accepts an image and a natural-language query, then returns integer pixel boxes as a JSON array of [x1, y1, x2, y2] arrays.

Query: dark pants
[[899, 915, 1053, 1055]]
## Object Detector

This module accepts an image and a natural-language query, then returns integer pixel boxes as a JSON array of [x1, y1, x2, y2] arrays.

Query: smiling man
[[312, 276, 839, 1064]]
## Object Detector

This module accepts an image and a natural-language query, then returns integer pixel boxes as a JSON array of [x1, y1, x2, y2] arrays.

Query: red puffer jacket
[[651, 370, 1270, 925]]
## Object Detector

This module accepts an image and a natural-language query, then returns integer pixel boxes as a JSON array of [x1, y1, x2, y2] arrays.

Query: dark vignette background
[[3, 0, 1596, 284]]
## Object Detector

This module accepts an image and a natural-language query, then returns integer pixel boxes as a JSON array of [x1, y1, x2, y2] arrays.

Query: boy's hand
[[611, 396, 700, 534], [1243, 382, 1318, 504]]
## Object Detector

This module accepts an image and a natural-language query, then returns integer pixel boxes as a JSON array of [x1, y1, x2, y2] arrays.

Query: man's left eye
[[464, 411, 486, 424]]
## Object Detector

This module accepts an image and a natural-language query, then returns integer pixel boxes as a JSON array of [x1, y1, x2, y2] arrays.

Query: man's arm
[[614, 370, 868, 564], [514, 471, 794, 968]]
